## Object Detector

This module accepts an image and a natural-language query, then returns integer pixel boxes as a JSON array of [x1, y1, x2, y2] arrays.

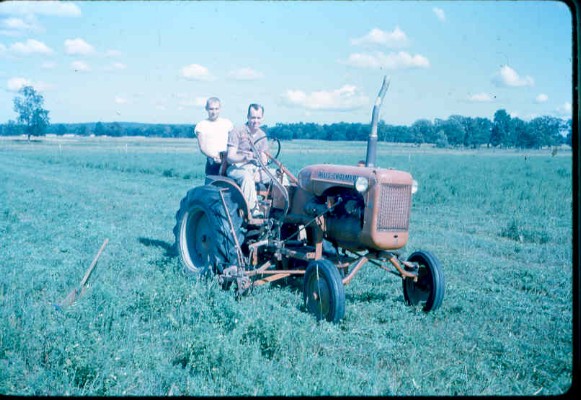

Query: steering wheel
[[253, 136, 281, 165]]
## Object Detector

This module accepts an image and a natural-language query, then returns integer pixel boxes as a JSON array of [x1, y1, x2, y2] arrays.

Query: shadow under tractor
[[173, 77, 445, 322]]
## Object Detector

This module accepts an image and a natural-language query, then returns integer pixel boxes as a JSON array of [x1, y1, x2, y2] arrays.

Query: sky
[[0, 0, 574, 126]]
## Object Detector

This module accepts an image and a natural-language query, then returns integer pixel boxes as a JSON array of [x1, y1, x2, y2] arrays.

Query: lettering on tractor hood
[[316, 171, 359, 184]]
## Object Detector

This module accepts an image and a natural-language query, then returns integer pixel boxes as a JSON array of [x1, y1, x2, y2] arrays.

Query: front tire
[[173, 186, 243, 276], [303, 259, 345, 323], [402, 250, 445, 312]]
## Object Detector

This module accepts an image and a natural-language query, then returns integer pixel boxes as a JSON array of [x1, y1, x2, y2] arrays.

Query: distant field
[[0, 136, 573, 396]]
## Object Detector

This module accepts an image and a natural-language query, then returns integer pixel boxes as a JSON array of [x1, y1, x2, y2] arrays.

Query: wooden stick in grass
[[56, 238, 109, 309]]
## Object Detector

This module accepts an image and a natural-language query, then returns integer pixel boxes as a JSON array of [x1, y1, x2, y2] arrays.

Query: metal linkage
[[342, 256, 369, 285], [368, 251, 419, 281], [217, 188, 246, 268]]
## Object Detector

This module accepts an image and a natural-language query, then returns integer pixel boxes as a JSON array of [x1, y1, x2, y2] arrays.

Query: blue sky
[[0, 1, 573, 126]]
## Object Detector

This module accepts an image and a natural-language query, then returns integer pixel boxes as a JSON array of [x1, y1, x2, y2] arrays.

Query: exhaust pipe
[[365, 76, 390, 167]]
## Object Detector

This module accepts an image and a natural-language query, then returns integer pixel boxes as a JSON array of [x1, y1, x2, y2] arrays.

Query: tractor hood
[[297, 164, 412, 196]]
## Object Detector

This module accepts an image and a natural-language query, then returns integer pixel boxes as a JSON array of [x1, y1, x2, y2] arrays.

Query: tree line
[[266, 112, 572, 149], [2, 85, 572, 149]]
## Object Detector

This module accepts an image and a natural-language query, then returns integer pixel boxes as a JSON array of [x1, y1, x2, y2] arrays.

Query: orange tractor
[[173, 77, 445, 322]]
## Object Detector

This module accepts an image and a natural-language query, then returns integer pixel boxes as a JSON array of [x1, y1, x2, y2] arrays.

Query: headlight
[[297, 169, 310, 190], [411, 179, 419, 194], [355, 176, 369, 192]]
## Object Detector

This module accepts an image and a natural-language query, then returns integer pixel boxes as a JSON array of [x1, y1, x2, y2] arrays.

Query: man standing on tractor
[[194, 97, 234, 177], [226, 103, 270, 218]]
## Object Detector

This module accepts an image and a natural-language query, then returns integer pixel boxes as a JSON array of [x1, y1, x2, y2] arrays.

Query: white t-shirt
[[194, 117, 234, 160]]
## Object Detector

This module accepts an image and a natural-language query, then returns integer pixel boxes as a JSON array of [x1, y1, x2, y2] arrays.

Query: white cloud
[[114, 96, 128, 105], [65, 38, 95, 55], [228, 67, 263, 80], [10, 38, 53, 55], [1, 16, 41, 34], [283, 85, 369, 111], [351, 27, 409, 47], [7, 77, 51, 92], [535, 93, 548, 103], [105, 49, 122, 57], [344, 51, 430, 70], [433, 7, 446, 22], [1, 14, 43, 37], [0, 43, 6, 56], [0, 1, 81, 17], [104, 62, 127, 71], [180, 64, 212, 81], [2, 17, 30, 30], [7, 77, 31, 91], [71, 60, 90, 72], [493, 65, 534, 87], [467, 93, 493, 102]]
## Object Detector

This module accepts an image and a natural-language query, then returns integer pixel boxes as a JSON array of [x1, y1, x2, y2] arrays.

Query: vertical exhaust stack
[[365, 76, 390, 168]]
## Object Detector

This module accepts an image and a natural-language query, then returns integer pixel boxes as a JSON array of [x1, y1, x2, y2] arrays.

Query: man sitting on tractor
[[226, 103, 270, 218]]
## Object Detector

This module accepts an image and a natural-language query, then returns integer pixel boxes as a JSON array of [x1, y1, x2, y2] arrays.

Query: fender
[[206, 175, 250, 219]]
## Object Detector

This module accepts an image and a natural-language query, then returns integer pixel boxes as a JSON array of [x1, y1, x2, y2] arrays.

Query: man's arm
[[257, 132, 270, 164], [259, 151, 268, 164], [226, 128, 252, 164], [226, 145, 252, 164]]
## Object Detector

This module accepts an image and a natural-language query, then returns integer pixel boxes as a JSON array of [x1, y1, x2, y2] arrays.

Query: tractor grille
[[376, 184, 411, 231]]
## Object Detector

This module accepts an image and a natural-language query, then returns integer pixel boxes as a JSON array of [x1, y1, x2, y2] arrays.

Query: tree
[[465, 117, 491, 148], [436, 116, 464, 146], [1, 120, 22, 136], [55, 124, 67, 135], [433, 130, 449, 148], [526, 116, 563, 148], [77, 124, 90, 136], [565, 119, 572, 146], [383, 124, 412, 143], [512, 118, 533, 148], [94, 122, 106, 136], [108, 122, 123, 137], [411, 119, 434, 145], [490, 109, 511, 147], [13, 85, 50, 141]]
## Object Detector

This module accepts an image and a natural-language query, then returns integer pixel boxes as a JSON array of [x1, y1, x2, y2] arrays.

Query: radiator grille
[[376, 184, 411, 231]]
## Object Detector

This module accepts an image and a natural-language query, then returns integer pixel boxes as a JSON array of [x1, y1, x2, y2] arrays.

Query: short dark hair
[[247, 103, 264, 117]]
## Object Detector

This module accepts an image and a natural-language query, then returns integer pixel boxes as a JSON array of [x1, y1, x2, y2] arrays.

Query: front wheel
[[402, 250, 445, 312], [303, 259, 345, 323]]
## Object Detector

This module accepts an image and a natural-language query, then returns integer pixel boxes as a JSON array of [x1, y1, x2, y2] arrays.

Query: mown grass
[[0, 137, 573, 395]]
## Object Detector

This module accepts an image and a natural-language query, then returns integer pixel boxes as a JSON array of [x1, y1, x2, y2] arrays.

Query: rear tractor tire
[[402, 250, 445, 312], [173, 186, 243, 277], [303, 259, 345, 323]]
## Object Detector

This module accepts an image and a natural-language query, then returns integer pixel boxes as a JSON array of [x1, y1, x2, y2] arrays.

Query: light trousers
[[227, 163, 272, 211]]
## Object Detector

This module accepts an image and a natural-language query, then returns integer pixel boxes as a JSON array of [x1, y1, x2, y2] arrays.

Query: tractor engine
[[293, 164, 415, 252]]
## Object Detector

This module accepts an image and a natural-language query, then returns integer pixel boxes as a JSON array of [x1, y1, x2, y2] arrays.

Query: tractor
[[173, 77, 445, 323]]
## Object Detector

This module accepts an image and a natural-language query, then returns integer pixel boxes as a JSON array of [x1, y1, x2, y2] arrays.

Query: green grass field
[[0, 136, 573, 395]]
